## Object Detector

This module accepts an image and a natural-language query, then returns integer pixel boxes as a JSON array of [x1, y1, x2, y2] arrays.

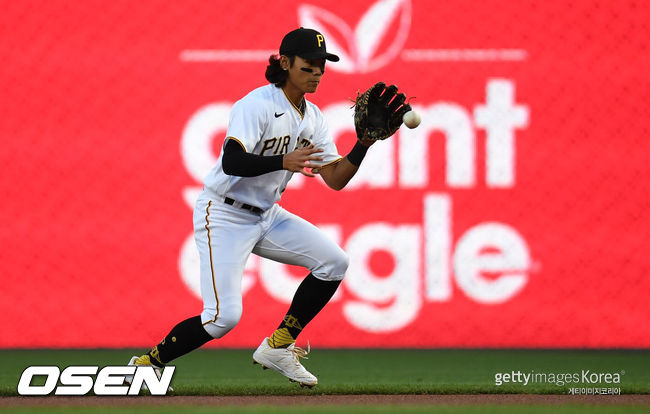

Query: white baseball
[[402, 110, 421, 129]]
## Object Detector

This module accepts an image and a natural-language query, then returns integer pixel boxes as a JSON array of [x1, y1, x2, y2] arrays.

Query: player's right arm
[[221, 139, 282, 177], [281, 144, 324, 177], [222, 139, 324, 178]]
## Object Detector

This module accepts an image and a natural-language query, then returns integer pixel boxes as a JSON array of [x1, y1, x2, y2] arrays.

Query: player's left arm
[[311, 107, 376, 190], [317, 139, 374, 191]]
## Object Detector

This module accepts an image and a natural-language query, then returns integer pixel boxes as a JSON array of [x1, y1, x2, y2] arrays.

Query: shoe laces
[[291, 341, 310, 360]]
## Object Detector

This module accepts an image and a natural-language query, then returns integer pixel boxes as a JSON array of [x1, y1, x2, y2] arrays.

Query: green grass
[[0, 349, 648, 396], [1, 406, 649, 414]]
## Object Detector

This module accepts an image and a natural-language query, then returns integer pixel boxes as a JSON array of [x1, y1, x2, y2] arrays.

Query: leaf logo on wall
[[298, 0, 412, 73]]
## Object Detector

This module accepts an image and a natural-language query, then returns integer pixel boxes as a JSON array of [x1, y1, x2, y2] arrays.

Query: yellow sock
[[148, 346, 164, 366], [268, 327, 295, 348]]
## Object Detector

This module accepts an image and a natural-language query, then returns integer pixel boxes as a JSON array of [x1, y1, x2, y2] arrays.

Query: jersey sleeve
[[225, 98, 268, 152], [311, 107, 342, 168]]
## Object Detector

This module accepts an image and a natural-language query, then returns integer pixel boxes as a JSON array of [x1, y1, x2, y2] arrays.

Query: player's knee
[[336, 251, 350, 279], [201, 304, 242, 339], [217, 309, 242, 333], [314, 248, 349, 281]]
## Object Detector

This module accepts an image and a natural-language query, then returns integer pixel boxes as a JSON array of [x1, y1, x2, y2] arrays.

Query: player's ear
[[280, 55, 290, 71]]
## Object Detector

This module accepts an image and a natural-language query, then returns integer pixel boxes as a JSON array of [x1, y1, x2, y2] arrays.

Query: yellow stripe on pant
[[202, 200, 220, 326]]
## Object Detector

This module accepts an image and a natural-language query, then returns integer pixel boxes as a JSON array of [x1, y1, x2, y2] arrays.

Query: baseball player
[[126, 27, 410, 389]]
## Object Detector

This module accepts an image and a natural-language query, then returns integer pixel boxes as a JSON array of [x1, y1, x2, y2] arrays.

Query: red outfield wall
[[1, 0, 649, 348]]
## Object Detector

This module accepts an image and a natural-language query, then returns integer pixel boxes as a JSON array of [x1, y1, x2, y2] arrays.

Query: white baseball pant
[[193, 192, 348, 339]]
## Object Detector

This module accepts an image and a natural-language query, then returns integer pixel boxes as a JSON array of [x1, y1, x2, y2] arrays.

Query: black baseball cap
[[279, 27, 340, 62]]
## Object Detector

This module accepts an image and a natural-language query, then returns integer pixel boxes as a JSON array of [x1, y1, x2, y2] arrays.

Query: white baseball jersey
[[203, 84, 342, 210]]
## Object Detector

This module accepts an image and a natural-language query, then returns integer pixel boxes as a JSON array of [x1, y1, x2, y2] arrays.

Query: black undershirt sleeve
[[346, 141, 370, 166], [221, 139, 285, 177]]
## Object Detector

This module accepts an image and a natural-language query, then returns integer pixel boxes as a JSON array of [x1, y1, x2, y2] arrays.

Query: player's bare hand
[[283, 144, 324, 177]]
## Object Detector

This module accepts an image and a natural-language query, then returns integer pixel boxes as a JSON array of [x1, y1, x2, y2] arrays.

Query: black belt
[[224, 197, 264, 214]]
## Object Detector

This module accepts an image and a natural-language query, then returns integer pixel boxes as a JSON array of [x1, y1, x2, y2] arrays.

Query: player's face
[[287, 56, 325, 94]]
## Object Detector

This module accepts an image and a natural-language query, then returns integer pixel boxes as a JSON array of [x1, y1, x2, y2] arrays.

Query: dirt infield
[[2, 394, 649, 407]]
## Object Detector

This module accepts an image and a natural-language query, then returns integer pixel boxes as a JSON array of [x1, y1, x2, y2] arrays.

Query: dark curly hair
[[265, 55, 296, 87]]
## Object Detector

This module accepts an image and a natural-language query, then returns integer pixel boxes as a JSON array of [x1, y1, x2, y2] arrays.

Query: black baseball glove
[[353, 82, 412, 141]]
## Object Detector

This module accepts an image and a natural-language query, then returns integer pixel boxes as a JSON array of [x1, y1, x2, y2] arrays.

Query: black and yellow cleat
[[124, 354, 174, 392]]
